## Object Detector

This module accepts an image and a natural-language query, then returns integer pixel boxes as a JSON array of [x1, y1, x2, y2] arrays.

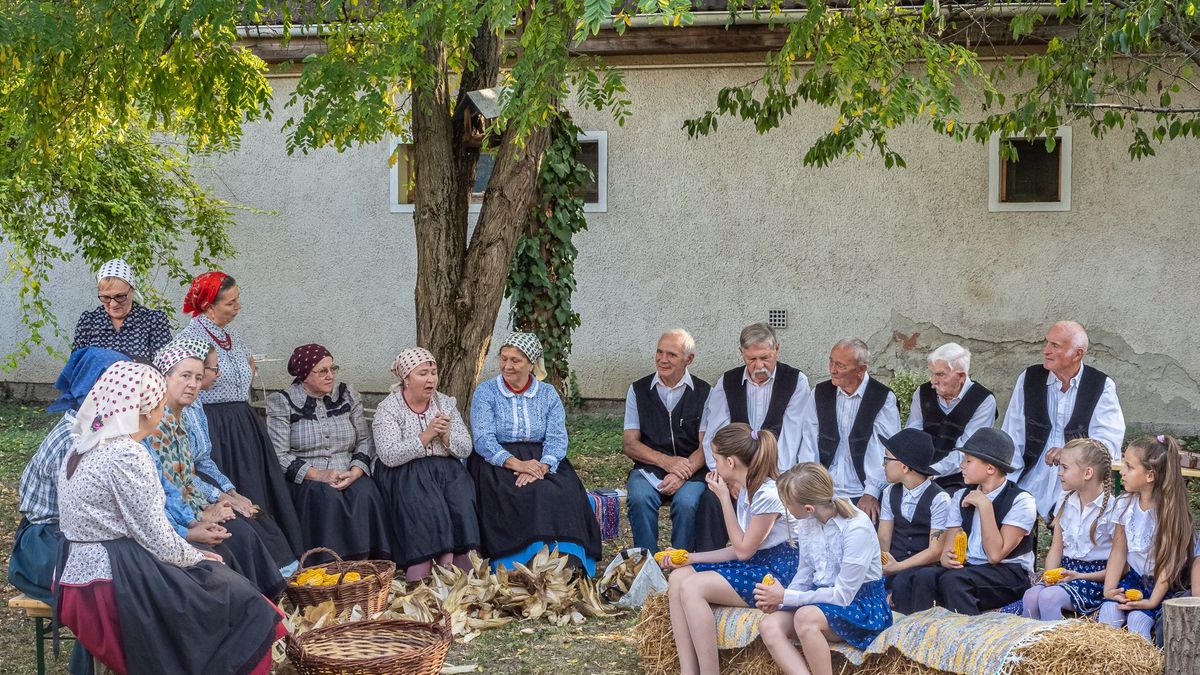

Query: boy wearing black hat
[[877, 429, 952, 601], [890, 428, 1036, 615]]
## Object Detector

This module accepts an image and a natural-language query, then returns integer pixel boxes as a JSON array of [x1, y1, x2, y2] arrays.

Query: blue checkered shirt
[[18, 412, 77, 524]]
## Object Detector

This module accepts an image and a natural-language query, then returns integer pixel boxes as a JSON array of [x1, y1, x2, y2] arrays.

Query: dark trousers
[[692, 490, 728, 552], [891, 562, 1029, 615]]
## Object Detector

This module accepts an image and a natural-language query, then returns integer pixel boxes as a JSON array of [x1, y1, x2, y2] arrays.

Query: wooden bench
[[7, 593, 71, 675]]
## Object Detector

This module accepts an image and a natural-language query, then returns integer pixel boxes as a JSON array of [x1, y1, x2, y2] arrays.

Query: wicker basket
[[284, 547, 396, 616], [286, 616, 452, 675]]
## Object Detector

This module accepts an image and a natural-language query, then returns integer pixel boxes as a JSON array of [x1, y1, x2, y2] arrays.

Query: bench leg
[[35, 616, 46, 675]]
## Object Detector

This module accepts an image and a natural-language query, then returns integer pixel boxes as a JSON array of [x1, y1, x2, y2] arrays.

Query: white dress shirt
[[623, 369, 698, 430], [1001, 367, 1126, 518], [782, 510, 883, 608], [798, 377, 900, 500], [1114, 494, 1156, 576], [1057, 490, 1119, 561], [879, 479, 952, 530], [946, 483, 1037, 572], [702, 367, 811, 472], [738, 478, 800, 550], [904, 379, 998, 478]]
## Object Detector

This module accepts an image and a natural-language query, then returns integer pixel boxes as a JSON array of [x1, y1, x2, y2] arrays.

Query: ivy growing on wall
[[505, 112, 591, 400]]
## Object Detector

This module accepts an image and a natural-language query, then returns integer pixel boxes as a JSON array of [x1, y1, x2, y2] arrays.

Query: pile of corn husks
[[273, 548, 619, 669]]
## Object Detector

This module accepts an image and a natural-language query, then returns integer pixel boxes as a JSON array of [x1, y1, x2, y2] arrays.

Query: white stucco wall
[[2, 63, 1198, 431]]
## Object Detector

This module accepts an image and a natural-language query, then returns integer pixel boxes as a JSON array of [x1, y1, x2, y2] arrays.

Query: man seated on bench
[[623, 329, 710, 554]]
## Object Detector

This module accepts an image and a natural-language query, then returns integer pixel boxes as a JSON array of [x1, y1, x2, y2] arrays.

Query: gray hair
[[927, 342, 971, 374], [1053, 320, 1089, 353], [739, 323, 779, 351], [661, 329, 696, 358], [832, 337, 870, 366]]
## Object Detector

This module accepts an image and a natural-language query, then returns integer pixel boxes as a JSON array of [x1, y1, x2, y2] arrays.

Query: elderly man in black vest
[[799, 338, 900, 522], [1001, 321, 1125, 519], [692, 322, 810, 550], [905, 342, 998, 493], [623, 330, 711, 553]]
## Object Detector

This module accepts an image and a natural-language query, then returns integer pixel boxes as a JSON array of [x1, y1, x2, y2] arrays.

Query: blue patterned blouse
[[470, 375, 568, 473]]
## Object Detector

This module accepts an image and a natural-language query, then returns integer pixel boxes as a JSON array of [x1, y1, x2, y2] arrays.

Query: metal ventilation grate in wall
[[767, 309, 787, 329]]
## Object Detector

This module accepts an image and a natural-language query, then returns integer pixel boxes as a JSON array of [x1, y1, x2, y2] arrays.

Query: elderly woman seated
[[266, 344, 392, 562], [468, 333, 601, 575], [372, 348, 480, 581], [72, 258, 171, 362]]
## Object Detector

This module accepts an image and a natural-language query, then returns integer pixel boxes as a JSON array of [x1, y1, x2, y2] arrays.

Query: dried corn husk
[[597, 551, 646, 602]]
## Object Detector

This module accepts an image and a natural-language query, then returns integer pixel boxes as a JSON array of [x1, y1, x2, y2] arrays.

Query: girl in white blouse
[[1099, 435, 1195, 641], [1022, 438, 1118, 619], [754, 463, 892, 675], [662, 423, 799, 675]]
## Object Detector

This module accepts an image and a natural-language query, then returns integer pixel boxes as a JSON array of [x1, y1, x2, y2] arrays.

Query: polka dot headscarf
[[97, 259, 135, 289], [288, 343, 333, 383], [390, 347, 437, 384], [501, 332, 548, 381], [153, 338, 210, 374], [72, 361, 166, 455]]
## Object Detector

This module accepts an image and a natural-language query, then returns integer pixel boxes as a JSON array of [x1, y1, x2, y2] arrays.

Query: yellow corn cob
[[881, 552, 889, 565], [653, 549, 690, 566], [1042, 567, 1067, 585], [762, 574, 775, 586], [1124, 589, 1144, 602], [952, 531, 968, 564]]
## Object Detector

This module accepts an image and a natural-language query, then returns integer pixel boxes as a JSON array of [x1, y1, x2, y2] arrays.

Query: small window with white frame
[[391, 131, 607, 214], [988, 127, 1071, 212]]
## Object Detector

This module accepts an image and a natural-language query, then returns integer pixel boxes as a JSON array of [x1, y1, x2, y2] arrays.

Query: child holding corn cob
[[890, 428, 1036, 615], [1020, 438, 1117, 619], [664, 424, 799, 675], [1098, 435, 1195, 641], [753, 463, 891, 675], [874, 429, 950, 609]]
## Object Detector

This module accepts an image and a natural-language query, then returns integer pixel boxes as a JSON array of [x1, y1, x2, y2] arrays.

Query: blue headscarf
[[48, 347, 128, 413]]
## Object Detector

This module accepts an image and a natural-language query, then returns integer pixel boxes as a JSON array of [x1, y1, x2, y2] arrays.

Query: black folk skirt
[[203, 401, 303, 556], [215, 515, 287, 598], [61, 538, 283, 675], [374, 456, 480, 568], [467, 441, 601, 565], [288, 475, 393, 564]]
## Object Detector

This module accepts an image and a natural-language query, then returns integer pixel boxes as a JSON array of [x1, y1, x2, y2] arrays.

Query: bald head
[[1044, 321, 1088, 379]]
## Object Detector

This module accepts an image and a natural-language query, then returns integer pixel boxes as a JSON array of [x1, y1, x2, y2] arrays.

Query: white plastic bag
[[599, 547, 668, 609]]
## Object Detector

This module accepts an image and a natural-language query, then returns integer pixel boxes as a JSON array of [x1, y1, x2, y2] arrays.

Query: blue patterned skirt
[[1056, 557, 1107, 614], [813, 578, 893, 648], [1096, 568, 1190, 624], [692, 542, 798, 606]]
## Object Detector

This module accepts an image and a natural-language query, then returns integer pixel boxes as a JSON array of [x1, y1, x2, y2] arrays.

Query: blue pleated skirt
[[813, 578, 893, 649], [692, 542, 798, 606]]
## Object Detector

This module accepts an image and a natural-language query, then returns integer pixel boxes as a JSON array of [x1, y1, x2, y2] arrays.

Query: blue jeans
[[626, 470, 706, 553]]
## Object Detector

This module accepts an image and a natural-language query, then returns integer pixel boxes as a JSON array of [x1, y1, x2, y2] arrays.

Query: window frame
[[988, 127, 1072, 213], [390, 130, 608, 214]]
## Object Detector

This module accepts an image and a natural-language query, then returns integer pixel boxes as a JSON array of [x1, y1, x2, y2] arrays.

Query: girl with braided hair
[[1099, 435, 1196, 641], [1021, 438, 1118, 618]]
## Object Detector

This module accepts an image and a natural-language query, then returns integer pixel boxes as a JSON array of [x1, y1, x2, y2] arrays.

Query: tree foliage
[[505, 113, 590, 393], [685, 0, 1200, 164]]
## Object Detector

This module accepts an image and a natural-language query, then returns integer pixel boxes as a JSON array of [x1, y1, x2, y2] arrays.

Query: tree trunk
[[1163, 596, 1200, 675]]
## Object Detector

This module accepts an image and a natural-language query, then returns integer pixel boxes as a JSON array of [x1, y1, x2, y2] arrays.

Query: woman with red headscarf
[[264, 344, 393, 563], [176, 272, 303, 556]]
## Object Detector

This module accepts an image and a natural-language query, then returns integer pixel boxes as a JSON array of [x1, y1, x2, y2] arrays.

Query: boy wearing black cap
[[890, 428, 1036, 615], [877, 429, 951, 599]]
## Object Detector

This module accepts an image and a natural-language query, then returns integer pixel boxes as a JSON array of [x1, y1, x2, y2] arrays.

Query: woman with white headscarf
[[468, 333, 602, 576], [71, 258, 171, 361], [56, 361, 285, 675], [372, 347, 479, 581]]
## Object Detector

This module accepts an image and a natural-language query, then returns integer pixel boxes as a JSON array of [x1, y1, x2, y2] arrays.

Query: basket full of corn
[[285, 547, 396, 615]]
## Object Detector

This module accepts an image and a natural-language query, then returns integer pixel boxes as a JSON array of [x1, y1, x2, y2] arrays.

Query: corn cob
[[881, 552, 889, 565], [1042, 567, 1066, 585], [653, 549, 689, 566], [952, 531, 968, 564], [1124, 589, 1144, 602], [762, 574, 775, 586]]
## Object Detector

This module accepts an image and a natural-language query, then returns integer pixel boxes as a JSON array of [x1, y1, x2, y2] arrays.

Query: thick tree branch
[[1068, 101, 1200, 113]]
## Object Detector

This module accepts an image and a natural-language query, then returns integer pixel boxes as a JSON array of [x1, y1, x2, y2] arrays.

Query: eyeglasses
[[98, 292, 130, 305], [312, 365, 340, 377], [204, 366, 220, 373]]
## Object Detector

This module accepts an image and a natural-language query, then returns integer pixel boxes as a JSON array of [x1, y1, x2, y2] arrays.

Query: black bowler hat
[[878, 429, 938, 477], [959, 428, 1017, 474]]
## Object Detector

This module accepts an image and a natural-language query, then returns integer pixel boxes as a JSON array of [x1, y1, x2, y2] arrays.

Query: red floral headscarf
[[183, 271, 229, 317]]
